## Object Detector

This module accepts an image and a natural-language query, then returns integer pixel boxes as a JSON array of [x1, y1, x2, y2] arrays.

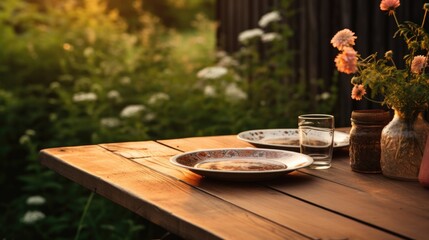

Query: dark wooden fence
[[216, 0, 425, 127]]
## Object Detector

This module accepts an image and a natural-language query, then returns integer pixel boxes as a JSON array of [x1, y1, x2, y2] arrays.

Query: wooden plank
[[268, 175, 429, 240], [105, 149, 400, 239], [299, 154, 429, 212], [157, 135, 253, 151], [39, 144, 307, 240], [158, 135, 429, 239]]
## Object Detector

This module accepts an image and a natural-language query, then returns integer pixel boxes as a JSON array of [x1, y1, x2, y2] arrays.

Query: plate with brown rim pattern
[[170, 148, 313, 181]]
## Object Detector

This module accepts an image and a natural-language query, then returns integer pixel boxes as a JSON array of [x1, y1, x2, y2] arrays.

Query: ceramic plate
[[237, 129, 349, 150], [170, 148, 313, 181]]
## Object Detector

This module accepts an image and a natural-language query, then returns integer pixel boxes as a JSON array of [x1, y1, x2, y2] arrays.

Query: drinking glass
[[298, 114, 334, 169]]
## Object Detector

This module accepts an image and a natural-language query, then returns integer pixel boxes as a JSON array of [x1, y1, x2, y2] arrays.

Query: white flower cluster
[[225, 83, 247, 101], [196, 10, 282, 101], [216, 53, 239, 67], [26, 195, 46, 205], [72, 92, 97, 102], [120, 105, 146, 118], [100, 117, 121, 128], [19, 129, 36, 145], [261, 32, 281, 42], [107, 90, 121, 100], [50, 82, 60, 90], [197, 66, 228, 80], [148, 92, 170, 105], [238, 11, 282, 44], [258, 11, 281, 28], [204, 85, 216, 97], [238, 28, 264, 43], [119, 76, 131, 85], [21, 211, 45, 224], [144, 112, 156, 121], [316, 92, 331, 101], [21, 195, 47, 224], [83, 47, 94, 57]]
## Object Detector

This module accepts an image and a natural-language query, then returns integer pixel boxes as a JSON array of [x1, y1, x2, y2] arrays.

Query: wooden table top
[[39, 132, 429, 240]]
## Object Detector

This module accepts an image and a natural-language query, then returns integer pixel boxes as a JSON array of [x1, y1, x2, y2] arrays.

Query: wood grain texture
[[39, 144, 307, 240], [118, 152, 399, 239], [159, 135, 429, 239], [39, 133, 429, 240]]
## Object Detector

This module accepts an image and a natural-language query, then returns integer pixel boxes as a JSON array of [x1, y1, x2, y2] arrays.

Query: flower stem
[[390, 58, 397, 69], [392, 12, 400, 28], [423, 9, 428, 28], [363, 95, 383, 104], [74, 192, 94, 240]]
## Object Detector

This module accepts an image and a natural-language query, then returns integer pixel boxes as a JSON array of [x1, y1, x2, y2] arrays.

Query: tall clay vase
[[380, 110, 429, 181]]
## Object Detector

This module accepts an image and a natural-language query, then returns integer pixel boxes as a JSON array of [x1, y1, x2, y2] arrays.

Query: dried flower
[[411, 55, 427, 74], [334, 47, 358, 74], [384, 50, 393, 59], [351, 84, 367, 100], [330, 29, 357, 50]]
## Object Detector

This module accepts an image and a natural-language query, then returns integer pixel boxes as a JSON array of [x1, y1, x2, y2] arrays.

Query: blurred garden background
[[0, 0, 340, 239]]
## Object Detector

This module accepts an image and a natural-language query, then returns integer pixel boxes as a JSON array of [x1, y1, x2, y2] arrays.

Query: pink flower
[[411, 55, 428, 74], [334, 47, 358, 74], [351, 84, 367, 101], [331, 29, 357, 50], [380, 0, 400, 13]]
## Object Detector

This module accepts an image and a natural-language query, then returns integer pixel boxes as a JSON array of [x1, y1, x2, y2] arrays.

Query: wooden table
[[39, 133, 429, 240]]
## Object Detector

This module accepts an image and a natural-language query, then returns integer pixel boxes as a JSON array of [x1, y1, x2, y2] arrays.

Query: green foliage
[[0, 0, 188, 238], [107, 0, 215, 30], [0, 0, 336, 239], [351, 20, 429, 119]]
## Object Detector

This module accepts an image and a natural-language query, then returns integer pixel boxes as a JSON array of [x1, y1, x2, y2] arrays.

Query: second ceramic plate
[[237, 129, 349, 150]]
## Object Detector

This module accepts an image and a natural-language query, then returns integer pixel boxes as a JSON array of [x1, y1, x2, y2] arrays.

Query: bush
[[0, 0, 336, 239], [0, 0, 201, 238]]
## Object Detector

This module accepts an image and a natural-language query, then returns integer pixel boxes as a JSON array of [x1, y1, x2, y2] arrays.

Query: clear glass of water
[[298, 114, 334, 169]]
